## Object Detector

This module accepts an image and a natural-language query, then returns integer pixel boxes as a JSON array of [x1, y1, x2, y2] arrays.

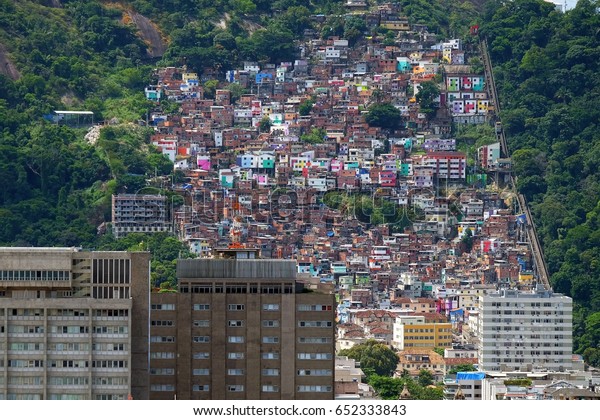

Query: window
[[193, 320, 210, 327], [262, 336, 279, 343], [262, 352, 279, 360], [297, 385, 331, 392], [150, 336, 175, 343], [151, 304, 175, 311], [91, 360, 127, 368], [150, 368, 175, 375], [191, 286, 212, 294], [49, 377, 88, 386], [227, 369, 244, 376], [297, 369, 332, 376], [193, 369, 210, 376], [151, 320, 174, 327], [262, 369, 279, 376], [151, 384, 175, 391], [228, 320, 243, 327], [262, 320, 279, 328], [298, 321, 332, 327], [91, 377, 127, 386], [150, 352, 175, 359], [228, 304, 245, 311], [297, 353, 332, 360], [193, 352, 210, 359], [226, 286, 247, 294], [228, 352, 244, 359], [193, 304, 210, 311], [92, 326, 127, 334], [262, 385, 279, 392], [228, 385, 244, 392], [49, 394, 84, 400], [228, 336, 244, 343], [8, 360, 44, 368], [193, 336, 210, 343], [298, 337, 332, 344], [263, 304, 279, 311], [297, 305, 332, 311], [8, 343, 43, 351], [193, 385, 209, 392]]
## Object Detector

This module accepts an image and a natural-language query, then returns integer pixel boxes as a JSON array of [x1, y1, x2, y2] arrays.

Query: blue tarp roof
[[457, 372, 485, 381]]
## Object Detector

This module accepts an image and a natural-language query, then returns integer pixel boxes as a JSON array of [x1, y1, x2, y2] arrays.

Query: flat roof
[[54, 110, 94, 115]]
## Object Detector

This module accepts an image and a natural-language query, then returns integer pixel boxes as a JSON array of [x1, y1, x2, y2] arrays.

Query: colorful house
[[196, 155, 211, 171], [219, 170, 235, 188]]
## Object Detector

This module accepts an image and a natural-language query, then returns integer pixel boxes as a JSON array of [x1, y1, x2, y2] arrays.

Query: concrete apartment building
[[147, 250, 336, 400], [478, 286, 573, 372], [0, 248, 150, 400], [111, 194, 172, 239], [0, 247, 335, 400]]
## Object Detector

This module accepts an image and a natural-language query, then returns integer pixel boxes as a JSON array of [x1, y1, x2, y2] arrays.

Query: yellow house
[[412, 66, 425, 75], [393, 313, 452, 350], [403, 323, 452, 349], [477, 100, 489, 113], [182, 72, 198, 83], [518, 271, 534, 282], [442, 47, 452, 64], [381, 21, 410, 31]]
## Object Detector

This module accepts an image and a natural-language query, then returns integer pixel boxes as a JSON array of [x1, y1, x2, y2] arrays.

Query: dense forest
[[1, 0, 599, 366], [480, 0, 600, 366]]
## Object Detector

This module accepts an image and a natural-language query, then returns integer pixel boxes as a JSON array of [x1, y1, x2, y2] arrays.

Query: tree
[[258, 117, 272, 133], [448, 364, 477, 375], [418, 369, 434, 387], [226, 83, 246, 103], [298, 99, 314, 116], [338, 340, 399, 378], [213, 32, 237, 51], [365, 103, 402, 130], [343, 16, 367, 46], [301, 128, 327, 144], [461, 228, 474, 253], [415, 81, 440, 118], [368, 374, 444, 400], [203, 79, 219, 99]]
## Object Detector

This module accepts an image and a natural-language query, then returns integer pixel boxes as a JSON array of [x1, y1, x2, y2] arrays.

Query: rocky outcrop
[[0, 43, 20, 80], [128, 12, 167, 58]]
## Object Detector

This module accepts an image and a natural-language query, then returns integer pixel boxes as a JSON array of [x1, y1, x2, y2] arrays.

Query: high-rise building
[[0, 248, 150, 400], [0, 247, 334, 400], [111, 194, 172, 239], [478, 286, 572, 372], [148, 249, 336, 400]]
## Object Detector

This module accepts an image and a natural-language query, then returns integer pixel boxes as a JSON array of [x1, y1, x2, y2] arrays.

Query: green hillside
[[1, 0, 599, 366], [481, 0, 600, 366]]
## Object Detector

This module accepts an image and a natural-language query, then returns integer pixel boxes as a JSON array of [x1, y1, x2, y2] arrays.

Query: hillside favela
[[0, 0, 599, 401]]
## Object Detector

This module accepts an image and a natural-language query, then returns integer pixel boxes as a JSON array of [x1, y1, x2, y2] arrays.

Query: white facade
[[391, 316, 425, 350], [478, 287, 573, 372]]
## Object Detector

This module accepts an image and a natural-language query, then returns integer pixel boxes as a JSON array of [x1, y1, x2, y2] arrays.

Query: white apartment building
[[478, 286, 572, 372]]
